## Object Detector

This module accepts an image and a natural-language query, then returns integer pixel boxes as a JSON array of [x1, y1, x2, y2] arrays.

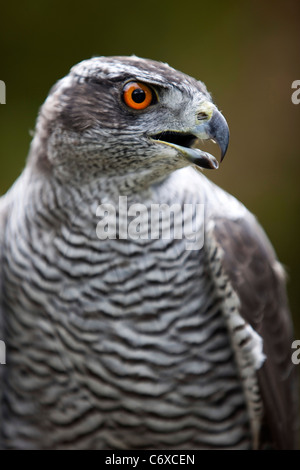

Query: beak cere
[[151, 106, 229, 170]]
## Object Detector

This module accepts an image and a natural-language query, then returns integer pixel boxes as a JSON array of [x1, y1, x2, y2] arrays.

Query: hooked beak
[[151, 103, 229, 170]]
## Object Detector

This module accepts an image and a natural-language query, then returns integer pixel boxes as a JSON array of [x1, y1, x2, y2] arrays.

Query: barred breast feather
[[0, 168, 257, 449]]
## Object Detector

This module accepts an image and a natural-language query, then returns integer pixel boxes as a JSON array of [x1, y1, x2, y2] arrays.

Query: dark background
[[0, 0, 299, 407]]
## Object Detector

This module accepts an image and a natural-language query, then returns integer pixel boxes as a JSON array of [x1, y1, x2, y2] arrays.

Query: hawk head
[[29, 56, 229, 186]]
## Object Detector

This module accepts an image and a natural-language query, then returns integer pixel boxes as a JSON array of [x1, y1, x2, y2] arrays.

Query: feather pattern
[[0, 56, 297, 449]]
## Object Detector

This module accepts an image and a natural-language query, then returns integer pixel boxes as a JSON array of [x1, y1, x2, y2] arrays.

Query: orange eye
[[123, 82, 154, 110]]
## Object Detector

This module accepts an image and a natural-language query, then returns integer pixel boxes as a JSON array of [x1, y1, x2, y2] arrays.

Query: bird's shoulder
[[170, 168, 298, 448], [206, 189, 298, 449]]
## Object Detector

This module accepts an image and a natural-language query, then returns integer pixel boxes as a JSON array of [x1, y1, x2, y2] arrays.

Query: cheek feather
[[58, 82, 118, 132]]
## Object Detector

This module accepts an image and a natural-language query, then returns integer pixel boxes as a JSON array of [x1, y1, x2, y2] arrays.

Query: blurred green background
[[0, 2, 299, 340]]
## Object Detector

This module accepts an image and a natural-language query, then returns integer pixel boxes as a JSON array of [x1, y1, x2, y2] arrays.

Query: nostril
[[197, 112, 209, 121]]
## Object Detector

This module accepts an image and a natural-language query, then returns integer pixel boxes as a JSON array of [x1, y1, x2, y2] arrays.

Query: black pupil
[[132, 88, 146, 103]]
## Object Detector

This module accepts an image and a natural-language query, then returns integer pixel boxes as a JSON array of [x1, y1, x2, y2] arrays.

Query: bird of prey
[[0, 56, 297, 450]]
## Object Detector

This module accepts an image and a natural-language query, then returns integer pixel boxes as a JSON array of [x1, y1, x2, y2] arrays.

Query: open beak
[[151, 104, 229, 170]]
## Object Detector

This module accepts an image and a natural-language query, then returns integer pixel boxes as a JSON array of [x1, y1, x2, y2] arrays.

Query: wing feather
[[212, 215, 298, 449]]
